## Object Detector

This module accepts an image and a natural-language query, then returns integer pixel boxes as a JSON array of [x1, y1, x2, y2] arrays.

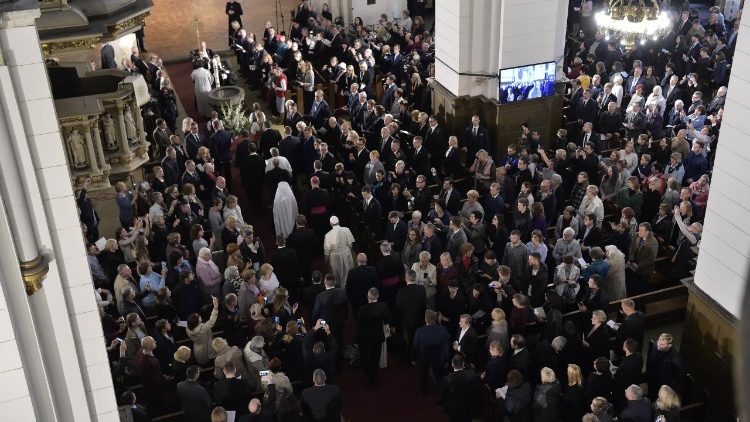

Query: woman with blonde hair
[[485, 308, 509, 351], [562, 364, 585, 421], [264, 287, 297, 326], [258, 263, 280, 300], [181, 117, 194, 135], [654, 384, 681, 421], [172, 345, 192, 382], [533, 367, 561, 422], [412, 250, 437, 307], [604, 244, 627, 300], [222, 195, 245, 226]]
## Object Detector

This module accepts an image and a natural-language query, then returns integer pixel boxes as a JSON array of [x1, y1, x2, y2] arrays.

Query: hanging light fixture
[[595, 0, 671, 48]]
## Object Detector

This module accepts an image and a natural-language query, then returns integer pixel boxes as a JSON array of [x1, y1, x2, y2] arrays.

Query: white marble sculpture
[[103, 113, 118, 149], [68, 129, 86, 167]]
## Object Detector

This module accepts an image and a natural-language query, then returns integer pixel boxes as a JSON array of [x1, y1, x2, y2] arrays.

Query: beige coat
[[186, 309, 218, 365]]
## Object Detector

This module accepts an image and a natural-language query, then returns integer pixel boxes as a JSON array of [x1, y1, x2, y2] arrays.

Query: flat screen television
[[498, 62, 556, 104]]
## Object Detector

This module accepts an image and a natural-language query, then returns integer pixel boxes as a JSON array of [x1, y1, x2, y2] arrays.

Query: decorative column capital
[[20, 254, 50, 295]]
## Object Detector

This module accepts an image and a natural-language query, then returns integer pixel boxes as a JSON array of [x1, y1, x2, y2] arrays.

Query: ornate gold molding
[[106, 11, 151, 37], [20, 255, 50, 296], [41, 37, 100, 57]]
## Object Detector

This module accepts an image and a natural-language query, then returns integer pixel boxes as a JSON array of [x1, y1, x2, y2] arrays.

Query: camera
[[320, 320, 327, 326]]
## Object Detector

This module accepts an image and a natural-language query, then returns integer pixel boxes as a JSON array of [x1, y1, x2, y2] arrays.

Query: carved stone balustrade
[[52, 68, 150, 191]]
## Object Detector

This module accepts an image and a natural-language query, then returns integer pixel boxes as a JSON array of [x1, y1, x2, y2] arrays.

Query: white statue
[[124, 105, 137, 141], [68, 129, 86, 167], [103, 113, 117, 149]]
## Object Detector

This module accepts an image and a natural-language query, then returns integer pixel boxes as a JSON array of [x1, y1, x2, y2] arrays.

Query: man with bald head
[[135, 336, 171, 412], [239, 374, 276, 421], [345, 253, 380, 316]]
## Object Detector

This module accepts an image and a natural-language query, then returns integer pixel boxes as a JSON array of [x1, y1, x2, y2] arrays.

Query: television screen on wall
[[498, 62, 556, 104]]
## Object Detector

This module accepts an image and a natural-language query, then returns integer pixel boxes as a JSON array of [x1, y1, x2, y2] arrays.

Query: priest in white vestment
[[191, 64, 215, 117], [273, 181, 298, 238], [324, 216, 355, 288]]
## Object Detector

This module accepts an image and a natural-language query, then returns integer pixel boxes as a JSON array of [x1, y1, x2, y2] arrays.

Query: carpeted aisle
[[166, 60, 449, 422]]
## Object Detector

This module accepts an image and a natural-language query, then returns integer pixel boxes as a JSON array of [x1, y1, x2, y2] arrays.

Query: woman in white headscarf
[[273, 181, 298, 238], [604, 244, 627, 300]]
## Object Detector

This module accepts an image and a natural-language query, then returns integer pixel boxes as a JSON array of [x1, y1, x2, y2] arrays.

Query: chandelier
[[595, 0, 671, 47]]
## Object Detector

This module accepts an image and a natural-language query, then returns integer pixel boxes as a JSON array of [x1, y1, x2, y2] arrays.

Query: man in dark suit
[[266, 157, 292, 199], [76, 179, 100, 243], [317, 143, 337, 173], [424, 115, 446, 170], [152, 118, 172, 157], [410, 136, 431, 179], [278, 126, 302, 170], [301, 369, 342, 422], [271, 236, 302, 300], [303, 176, 333, 242], [258, 121, 282, 159], [646, 333, 684, 399], [626, 66, 645, 95], [578, 213, 603, 257], [357, 287, 391, 385], [576, 88, 598, 125], [380, 74, 398, 110], [235, 130, 253, 192], [615, 299, 646, 349], [620, 385, 652, 422], [395, 270, 427, 360], [177, 366, 212, 422], [184, 121, 204, 160], [243, 143, 265, 211], [100, 43, 117, 69], [287, 216, 319, 285], [463, 114, 490, 163], [624, 103, 647, 138], [303, 271, 325, 320], [405, 175, 432, 216], [413, 309, 451, 393], [439, 178, 462, 216], [349, 138, 370, 183], [345, 253, 380, 317], [437, 355, 482, 422], [361, 185, 384, 235], [579, 121, 599, 149], [180, 160, 205, 191], [509, 334, 530, 379], [385, 211, 408, 252], [453, 314, 479, 366], [312, 274, 349, 353], [482, 183, 504, 223], [614, 339, 644, 410], [214, 361, 251, 416], [211, 121, 234, 188], [309, 90, 331, 129]]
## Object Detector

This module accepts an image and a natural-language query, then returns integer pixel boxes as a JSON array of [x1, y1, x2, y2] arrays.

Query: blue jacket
[[582, 259, 609, 281], [683, 152, 708, 183]]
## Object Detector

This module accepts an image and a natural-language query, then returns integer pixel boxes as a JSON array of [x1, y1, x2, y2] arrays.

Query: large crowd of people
[[78, 0, 733, 421]]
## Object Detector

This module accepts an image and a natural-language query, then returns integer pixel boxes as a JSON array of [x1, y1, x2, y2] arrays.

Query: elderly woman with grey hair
[[222, 265, 242, 297], [243, 335, 269, 374], [552, 227, 583, 265], [411, 250, 437, 307], [578, 185, 604, 228]]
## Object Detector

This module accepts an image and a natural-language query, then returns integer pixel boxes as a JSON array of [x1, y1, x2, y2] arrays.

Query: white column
[[692, 18, 750, 319], [434, 0, 567, 100], [0, 5, 118, 422]]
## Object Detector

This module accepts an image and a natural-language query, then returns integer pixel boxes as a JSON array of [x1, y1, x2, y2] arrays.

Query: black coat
[[485, 355, 508, 391], [259, 128, 282, 158], [617, 311, 646, 347], [620, 397, 653, 422], [152, 330, 177, 374], [357, 301, 391, 347], [271, 247, 301, 295], [614, 352, 644, 406], [456, 326, 480, 364], [176, 380, 212, 422], [395, 284, 427, 331], [584, 324, 611, 362], [214, 377, 251, 415], [345, 265, 380, 313], [437, 369, 482, 419], [301, 384, 342, 422], [585, 371, 614, 403], [312, 288, 349, 332]]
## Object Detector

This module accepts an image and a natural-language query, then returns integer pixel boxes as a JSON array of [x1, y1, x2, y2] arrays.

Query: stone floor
[[143, 0, 299, 61]]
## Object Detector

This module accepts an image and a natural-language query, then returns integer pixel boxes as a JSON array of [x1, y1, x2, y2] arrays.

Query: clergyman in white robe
[[273, 181, 298, 238], [324, 216, 355, 288], [191, 66, 215, 117]]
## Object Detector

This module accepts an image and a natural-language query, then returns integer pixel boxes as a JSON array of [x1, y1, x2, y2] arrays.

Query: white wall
[[692, 17, 750, 319], [434, 0, 566, 100], [351, 0, 407, 26]]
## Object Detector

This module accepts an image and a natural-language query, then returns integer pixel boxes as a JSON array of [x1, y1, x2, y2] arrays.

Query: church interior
[[0, 0, 747, 421]]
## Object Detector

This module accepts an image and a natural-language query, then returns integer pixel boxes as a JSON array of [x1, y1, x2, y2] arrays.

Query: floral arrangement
[[219, 102, 251, 134]]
